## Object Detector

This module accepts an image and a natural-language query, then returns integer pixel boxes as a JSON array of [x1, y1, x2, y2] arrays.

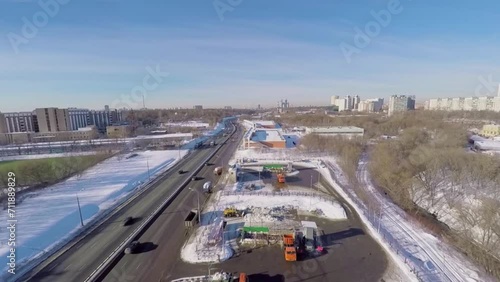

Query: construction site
[[180, 160, 346, 268]]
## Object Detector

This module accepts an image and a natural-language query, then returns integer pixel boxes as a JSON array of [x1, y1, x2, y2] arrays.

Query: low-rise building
[[480, 124, 500, 137], [33, 126, 98, 142], [0, 126, 98, 145], [305, 126, 364, 138]]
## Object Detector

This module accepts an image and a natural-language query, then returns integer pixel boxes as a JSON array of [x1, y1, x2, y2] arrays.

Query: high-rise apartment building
[[330, 96, 339, 106], [35, 108, 71, 133], [351, 95, 360, 110], [388, 95, 415, 116], [4, 111, 36, 132], [68, 108, 90, 130]]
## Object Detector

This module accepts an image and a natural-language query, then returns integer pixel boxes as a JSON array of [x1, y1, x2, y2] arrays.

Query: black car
[[124, 241, 140, 254], [123, 216, 133, 226], [178, 170, 185, 174]]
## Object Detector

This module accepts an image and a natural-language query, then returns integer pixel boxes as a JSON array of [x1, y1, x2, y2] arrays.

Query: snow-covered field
[[209, 192, 347, 222], [0, 149, 188, 272], [321, 156, 495, 282]]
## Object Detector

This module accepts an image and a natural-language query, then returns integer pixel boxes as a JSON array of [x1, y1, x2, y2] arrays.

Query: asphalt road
[[21, 123, 237, 282], [102, 161, 388, 281], [100, 124, 244, 282]]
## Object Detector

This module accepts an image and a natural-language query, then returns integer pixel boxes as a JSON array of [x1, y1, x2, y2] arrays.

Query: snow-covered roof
[[251, 130, 284, 142], [474, 140, 500, 151], [306, 126, 364, 134]]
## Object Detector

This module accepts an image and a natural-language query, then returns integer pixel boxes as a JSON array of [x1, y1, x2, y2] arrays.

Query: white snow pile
[[181, 224, 234, 263], [212, 193, 347, 221], [0, 150, 188, 272]]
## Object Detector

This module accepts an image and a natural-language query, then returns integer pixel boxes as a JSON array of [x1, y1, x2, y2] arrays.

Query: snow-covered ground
[[321, 156, 495, 282], [0, 151, 106, 162], [0, 149, 188, 273]]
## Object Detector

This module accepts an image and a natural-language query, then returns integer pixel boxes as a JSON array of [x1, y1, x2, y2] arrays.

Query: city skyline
[[2, 1, 500, 111]]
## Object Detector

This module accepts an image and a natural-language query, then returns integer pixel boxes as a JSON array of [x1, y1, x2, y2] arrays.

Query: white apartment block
[[331, 95, 359, 111], [427, 96, 500, 112], [358, 98, 384, 113], [388, 95, 415, 116]]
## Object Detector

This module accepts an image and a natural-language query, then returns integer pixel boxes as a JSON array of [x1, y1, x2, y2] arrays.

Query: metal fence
[[323, 160, 448, 282]]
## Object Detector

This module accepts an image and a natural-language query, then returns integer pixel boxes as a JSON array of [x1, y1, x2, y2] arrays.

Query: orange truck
[[277, 173, 285, 183], [283, 234, 297, 261], [214, 166, 223, 175]]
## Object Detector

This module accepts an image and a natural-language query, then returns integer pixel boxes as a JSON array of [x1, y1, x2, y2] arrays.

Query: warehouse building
[[305, 126, 364, 138]]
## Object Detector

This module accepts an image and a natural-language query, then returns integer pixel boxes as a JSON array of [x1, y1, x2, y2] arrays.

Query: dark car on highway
[[124, 241, 140, 254], [123, 216, 133, 226]]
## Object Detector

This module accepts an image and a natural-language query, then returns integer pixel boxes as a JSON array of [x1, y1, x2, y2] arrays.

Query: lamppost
[[310, 175, 313, 190], [76, 193, 84, 227], [189, 187, 201, 223], [146, 158, 151, 181]]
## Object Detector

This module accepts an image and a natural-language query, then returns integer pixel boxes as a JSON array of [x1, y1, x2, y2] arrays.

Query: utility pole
[[76, 195, 84, 227], [378, 209, 383, 233], [189, 188, 200, 223], [146, 158, 151, 181]]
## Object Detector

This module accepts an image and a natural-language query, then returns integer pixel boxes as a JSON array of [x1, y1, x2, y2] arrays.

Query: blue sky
[[1, 0, 500, 111]]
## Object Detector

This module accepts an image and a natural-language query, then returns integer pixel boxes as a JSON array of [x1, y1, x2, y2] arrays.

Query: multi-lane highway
[[20, 121, 241, 282], [100, 123, 244, 282]]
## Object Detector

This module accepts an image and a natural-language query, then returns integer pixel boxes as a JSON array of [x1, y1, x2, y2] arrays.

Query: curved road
[[21, 122, 239, 282]]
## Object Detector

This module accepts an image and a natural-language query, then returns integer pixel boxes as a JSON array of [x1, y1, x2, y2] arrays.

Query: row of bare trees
[[369, 126, 500, 277], [282, 110, 500, 278], [0, 153, 111, 189]]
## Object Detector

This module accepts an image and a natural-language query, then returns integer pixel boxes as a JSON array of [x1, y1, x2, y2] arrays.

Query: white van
[[203, 181, 212, 193]]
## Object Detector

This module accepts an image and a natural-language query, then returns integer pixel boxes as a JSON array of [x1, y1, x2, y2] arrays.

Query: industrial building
[[305, 126, 364, 138], [242, 120, 286, 148], [388, 95, 415, 116]]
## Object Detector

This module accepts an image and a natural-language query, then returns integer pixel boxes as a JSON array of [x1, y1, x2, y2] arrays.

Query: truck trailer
[[283, 234, 297, 261]]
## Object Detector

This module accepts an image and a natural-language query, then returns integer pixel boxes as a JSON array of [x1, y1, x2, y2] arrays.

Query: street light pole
[[146, 158, 151, 181], [76, 194, 84, 227], [189, 188, 201, 223], [310, 175, 313, 190]]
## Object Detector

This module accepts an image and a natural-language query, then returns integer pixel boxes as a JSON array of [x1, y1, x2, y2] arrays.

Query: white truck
[[203, 181, 213, 193]]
